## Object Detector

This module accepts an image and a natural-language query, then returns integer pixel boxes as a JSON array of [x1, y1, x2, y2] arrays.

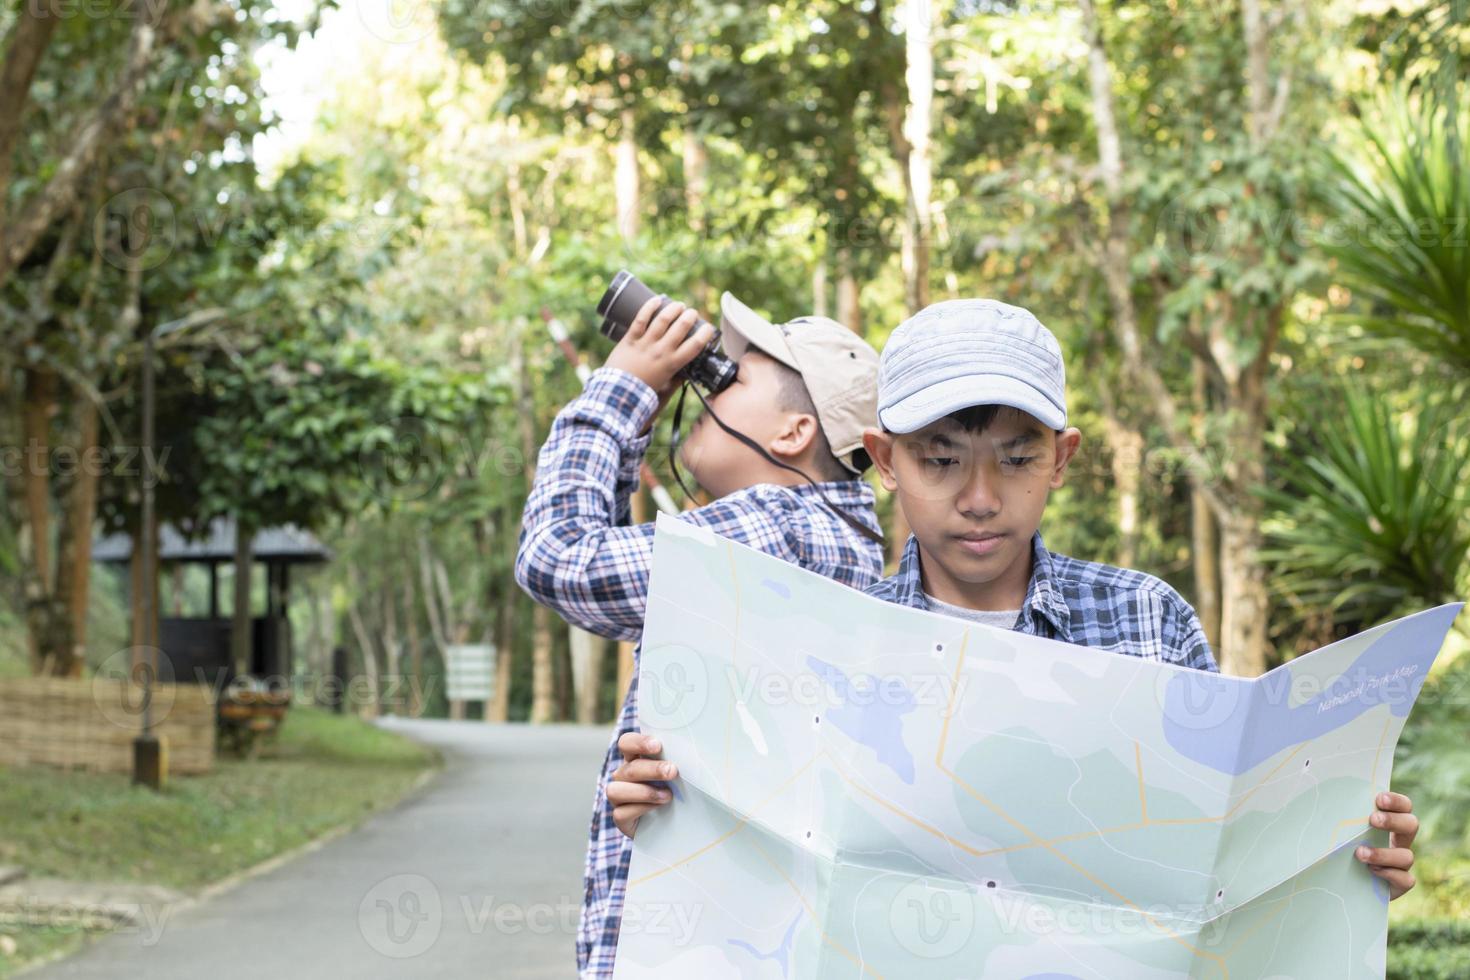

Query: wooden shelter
[[93, 518, 330, 689]]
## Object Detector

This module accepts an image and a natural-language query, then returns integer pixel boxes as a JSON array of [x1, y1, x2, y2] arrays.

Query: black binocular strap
[[664, 382, 885, 547]]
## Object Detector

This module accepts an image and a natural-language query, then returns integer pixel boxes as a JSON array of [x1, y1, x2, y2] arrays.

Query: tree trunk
[[869, 0, 935, 569], [418, 533, 449, 651], [0, 5, 61, 276], [1091, 356, 1143, 568], [682, 120, 709, 310], [514, 323, 557, 723], [812, 257, 829, 318], [616, 645, 636, 713], [17, 369, 93, 678], [54, 400, 99, 677], [1218, 513, 1269, 677], [835, 252, 862, 335], [1240, 0, 1287, 145], [528, 602, 557, 723], [1214, 369, 1272, 676], [553, 621, 574, 721], [0, 0, 169, 287], [1189, 358, 1221, 649], [310, 588, 333, 680], [615, 107, 640, 243], [231, 520, 253, 676], [898, 0, 934, 314], [488, 586, 515, 723], [402, 577, 423, 717], [346, 594, 380, 720], [381, 583, 400, 715], [571, 627, 605, 724], [21, 367, 55, 673], [302, 580, 322, 677], [321, 590, 337, 682], [1100, 412, 1143, 568], [1191, 484, 1221, 649]]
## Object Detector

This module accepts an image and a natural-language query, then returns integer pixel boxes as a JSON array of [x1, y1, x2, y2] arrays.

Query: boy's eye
[[924, 457, 958, 468], [1004, 456, 1037, 467]]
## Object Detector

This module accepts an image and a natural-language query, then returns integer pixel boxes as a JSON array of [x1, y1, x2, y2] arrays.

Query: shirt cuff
[[571, 367, 662, 445]]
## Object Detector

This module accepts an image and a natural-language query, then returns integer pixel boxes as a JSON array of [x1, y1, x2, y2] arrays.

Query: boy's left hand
[[1355, 791, 1418, 900], [607, 731, 678, 840], [605, 296, 714, 402]]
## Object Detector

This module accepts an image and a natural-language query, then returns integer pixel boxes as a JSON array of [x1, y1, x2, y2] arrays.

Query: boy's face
[[678, 350, 817, 498], [865, 408, 1082, 604]]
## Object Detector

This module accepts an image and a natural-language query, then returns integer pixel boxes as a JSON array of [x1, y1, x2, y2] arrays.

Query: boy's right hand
[[607, 731, 678, 840], [604, 296, 716, 413]]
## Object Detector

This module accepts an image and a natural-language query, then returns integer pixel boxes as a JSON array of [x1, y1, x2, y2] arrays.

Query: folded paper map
[[614, 514, 1464, 979]]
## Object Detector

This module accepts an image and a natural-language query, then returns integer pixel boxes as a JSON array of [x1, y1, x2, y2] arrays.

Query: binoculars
[[596, 271, 738, 395]]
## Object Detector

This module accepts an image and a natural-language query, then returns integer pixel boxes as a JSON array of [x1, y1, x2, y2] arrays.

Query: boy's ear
[[769, 411, 820, 462], [862, 427, 899, 492], [1049, 427, 1083, 489]]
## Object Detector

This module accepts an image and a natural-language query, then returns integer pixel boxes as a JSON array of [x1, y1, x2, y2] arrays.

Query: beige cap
[[719, 292, 880, 475]]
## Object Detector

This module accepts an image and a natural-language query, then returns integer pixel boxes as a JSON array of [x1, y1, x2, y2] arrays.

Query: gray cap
[[876, 298, 1067, 434]]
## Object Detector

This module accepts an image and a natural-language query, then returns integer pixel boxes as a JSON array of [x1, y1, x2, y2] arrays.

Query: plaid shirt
[[514, 367, 885, 979], [867, 532, 1219, 671]]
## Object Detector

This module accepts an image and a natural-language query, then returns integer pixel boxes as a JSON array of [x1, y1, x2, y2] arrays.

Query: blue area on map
[[761, 578, 792, 600], [1362, 841, 1392, 907], [807, 655, 917, 784], [728, 913, 801, 977], [1161, 605, 1461, 774]]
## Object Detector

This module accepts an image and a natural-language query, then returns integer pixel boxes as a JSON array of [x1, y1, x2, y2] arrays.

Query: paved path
[[25, 720, 609, 979]]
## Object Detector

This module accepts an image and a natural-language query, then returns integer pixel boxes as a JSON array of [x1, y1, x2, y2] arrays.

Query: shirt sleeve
[[514, 367, 661, 642], [514, 369, 803, 643], [1162, 595, 1220, 673]]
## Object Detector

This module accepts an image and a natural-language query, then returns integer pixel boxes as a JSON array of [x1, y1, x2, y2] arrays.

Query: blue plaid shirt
[[514, 367, 885, 979], [867, 532, 1219, 671]]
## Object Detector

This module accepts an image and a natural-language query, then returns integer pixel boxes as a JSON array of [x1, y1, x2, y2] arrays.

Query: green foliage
[[1394, 654, 1470, 857], [1320, 86, 1470, 374], [1388, 918, 1470, 979], [1351, 0, 1470, 93], [2, 0, 327, 356], [189, 337, 502, 533], [1261, 386, 1470, 637], [437, 0, 902, 281]]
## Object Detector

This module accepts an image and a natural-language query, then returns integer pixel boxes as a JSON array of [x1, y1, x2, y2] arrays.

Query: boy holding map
[[516, 289, 887, 978], [610, 297, 1421, 913], [855, 298, 1419, 899]]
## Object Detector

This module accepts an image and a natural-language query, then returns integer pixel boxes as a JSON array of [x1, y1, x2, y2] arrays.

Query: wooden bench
[[218, 684, 291, 756]]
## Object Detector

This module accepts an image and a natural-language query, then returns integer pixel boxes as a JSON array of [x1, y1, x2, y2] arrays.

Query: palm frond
[[1262, 386, 1470, 633], [1320, 86, 1470, 374]]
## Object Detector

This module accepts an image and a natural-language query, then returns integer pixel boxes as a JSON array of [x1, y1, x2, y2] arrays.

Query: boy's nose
[[956, 461, 1002, 518]]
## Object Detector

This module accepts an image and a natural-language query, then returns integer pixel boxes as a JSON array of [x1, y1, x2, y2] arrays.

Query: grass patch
[[0, 707, 438, 975], [0, 927, 88, 977]]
